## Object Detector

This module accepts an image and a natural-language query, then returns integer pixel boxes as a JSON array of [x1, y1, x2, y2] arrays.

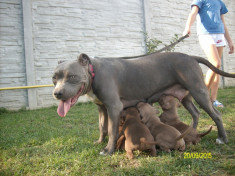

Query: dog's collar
[[86, 63, 95, 93], [88, 64, 95, 79]]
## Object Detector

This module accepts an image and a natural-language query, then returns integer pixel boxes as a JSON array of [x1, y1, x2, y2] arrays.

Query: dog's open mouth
[[57, 84, 85, 117]]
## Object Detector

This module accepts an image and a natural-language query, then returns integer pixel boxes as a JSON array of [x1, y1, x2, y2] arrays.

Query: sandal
[[213, 100, 224, 108]]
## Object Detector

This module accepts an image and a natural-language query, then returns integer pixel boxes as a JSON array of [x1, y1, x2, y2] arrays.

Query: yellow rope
[[0, 84, 54, 91]]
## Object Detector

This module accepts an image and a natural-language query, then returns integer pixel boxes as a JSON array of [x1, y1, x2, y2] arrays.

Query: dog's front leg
[[100, 101, 123, 155], [94, 104, 108, 144]]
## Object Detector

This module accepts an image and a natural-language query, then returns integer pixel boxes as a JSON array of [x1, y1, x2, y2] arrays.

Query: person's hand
[[183, 28, 191, 37], [228, 41, 234, 54]]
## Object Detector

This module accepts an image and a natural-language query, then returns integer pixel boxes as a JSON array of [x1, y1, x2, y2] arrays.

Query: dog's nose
[[54, 91, 63, 99]]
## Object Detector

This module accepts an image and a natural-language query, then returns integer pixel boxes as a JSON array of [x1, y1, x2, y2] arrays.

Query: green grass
[[0, 88, 235, 175]]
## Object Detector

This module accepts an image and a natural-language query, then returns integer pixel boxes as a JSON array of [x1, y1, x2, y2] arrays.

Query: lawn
[[0, 88, 234, 176]]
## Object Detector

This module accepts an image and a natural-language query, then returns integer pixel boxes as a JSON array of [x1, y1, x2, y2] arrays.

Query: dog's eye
[[52, 76, 57, 85], [69, 75, 76, 79]]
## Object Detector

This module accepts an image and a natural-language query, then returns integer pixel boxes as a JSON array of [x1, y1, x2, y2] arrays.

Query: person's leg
[[210, 47, 224, 102], [204, 45, 222, 91], [210, 74, 219, 101]]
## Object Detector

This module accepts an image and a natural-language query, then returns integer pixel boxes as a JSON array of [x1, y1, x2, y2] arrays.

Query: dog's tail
[[176, 123, 193, 141], [198, 125, 213, 138], [193, 56, 235, 78], [140, 138, 160, 145]]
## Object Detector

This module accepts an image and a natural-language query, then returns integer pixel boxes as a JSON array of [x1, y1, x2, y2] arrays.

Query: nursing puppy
[[116, 107, 157, 159], [159, 95, 212, 145], [137, 102, 192, 152]]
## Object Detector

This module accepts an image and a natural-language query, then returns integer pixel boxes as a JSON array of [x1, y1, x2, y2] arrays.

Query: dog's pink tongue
[[57, 99, 71, 117]]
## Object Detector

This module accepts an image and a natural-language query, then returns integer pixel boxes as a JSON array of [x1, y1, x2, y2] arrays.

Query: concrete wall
[[0, 0, 234, 109], [0, 0, 28, 109]]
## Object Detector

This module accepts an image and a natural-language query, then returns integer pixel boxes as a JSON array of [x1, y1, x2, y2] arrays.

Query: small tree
[[144, 33, 180, 54]]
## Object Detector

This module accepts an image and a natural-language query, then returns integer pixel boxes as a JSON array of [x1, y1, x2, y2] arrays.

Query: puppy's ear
[[78, 53, 91, 66], [159, 95, 166, 106], [58, 60, 66, 64]]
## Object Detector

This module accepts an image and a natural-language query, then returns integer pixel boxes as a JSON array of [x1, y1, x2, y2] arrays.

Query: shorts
[[198, 34, 227, 47]]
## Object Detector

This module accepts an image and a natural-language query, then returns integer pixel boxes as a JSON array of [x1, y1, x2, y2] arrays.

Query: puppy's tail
[[198, 125, 213, 138], [176, 123, 193, 141], [140, 138, 160, 145]]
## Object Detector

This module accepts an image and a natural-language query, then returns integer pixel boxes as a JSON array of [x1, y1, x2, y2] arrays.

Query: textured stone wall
[[0, 0, 234, 109], [0, 0, 28, 109]]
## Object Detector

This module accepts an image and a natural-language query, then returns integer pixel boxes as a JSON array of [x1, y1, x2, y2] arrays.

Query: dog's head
[[52, 53, 92, 117], [137, 102, 159, 123], [122, 107, 141, 121], [159, 95, 180, 111]]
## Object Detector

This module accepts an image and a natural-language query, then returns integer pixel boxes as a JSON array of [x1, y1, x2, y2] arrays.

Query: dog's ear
[[78, 53, 91, 66], [58, 60, 66, 64]]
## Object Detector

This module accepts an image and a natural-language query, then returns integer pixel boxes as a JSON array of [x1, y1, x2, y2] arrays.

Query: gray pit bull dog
[[52, 52, 235, 155]]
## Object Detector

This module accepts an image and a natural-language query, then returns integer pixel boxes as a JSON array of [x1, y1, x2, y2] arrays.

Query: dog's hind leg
[[176, 63, 227, 144], [116, 135, 125, 150], [190, 88, 228, 144], [126, 149, 134, 159], [181, 94, 200, 129]]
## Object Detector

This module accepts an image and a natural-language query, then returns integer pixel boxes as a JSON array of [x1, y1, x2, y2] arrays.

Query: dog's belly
[[86, 90, 144, 108], [121, 98, 145, 108]]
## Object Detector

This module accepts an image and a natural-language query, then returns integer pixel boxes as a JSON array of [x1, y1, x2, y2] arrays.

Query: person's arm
[[183, 5, 199, 36], [221, 14, 234, 54]]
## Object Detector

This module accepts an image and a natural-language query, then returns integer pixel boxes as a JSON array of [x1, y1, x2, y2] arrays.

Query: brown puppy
[[159, 95, 212, 145], [116, 107, 157, 159], [137, 102, 191, 152]]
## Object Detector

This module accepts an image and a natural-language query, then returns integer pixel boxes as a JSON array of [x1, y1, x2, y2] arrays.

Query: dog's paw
[[216, 138, 225, 144], [99, 148, 109, 155], [99, 151, 106, 155], [99, 147, 114, 155]]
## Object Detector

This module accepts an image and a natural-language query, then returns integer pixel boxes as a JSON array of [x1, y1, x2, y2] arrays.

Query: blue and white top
[[191, 0, 228, 35]]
